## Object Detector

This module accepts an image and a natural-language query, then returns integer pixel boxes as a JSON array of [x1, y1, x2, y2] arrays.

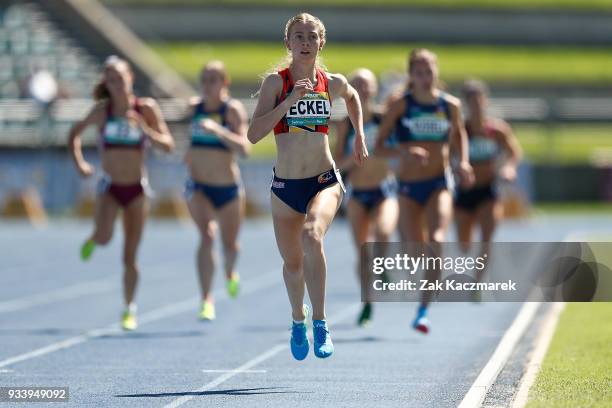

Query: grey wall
[[108, 5, 612, 45]]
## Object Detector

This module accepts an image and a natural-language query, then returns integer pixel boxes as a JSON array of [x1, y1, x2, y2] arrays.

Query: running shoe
[[227, 274, 240, 299], [313, 319, 334, 358], [412, 305, 430, 334], [121, 310, 137, 331], [80, 239, 96, 261], [357, 302, 372, 327], [290, 321, 309, 361], [198, 301, 216, 321]]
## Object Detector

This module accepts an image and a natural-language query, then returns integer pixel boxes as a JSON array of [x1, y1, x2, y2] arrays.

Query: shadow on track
[[0, 328, 84, 336], [116, 387, 305, 398], [95, 330, 206, 339]]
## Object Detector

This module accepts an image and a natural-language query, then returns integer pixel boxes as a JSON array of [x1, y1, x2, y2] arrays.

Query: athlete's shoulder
[[260, 72, 284, 93], [226, 98, 244, 109], [326, 72, 347, 85], [189, 96, 202, 108], [440, 91, 461, 108], [263, 72, 283, 86], [226, 98, 247, 116], [386, 91, 407, 113], [488, 117, 513, 136], [86, 99, 108, 123], [135, 96, 160, 112], [326, 72, 349, 97]]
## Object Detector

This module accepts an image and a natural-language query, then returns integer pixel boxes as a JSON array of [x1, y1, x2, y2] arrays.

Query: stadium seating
[[0, 2, 101, 100]]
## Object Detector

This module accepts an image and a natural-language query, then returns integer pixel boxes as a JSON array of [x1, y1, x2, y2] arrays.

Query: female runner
[[375, 49, 474, 334], [455, 79, 521, 289], [248, 13, 367, 360], [185, 61, 250, 320], [69, 56, 174, 330], [333, 68, 398, 327]]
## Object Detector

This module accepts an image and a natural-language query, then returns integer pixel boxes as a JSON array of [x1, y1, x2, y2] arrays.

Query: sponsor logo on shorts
[[271, 180, 285, 189], [318, 171, 333, 184]]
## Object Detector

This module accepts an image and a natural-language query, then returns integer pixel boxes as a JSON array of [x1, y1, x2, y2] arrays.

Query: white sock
[[126, 303, 137, 314], [293, 319, 305, 325]]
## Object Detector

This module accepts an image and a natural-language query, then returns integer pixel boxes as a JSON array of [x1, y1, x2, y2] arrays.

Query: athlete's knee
[[93, 229, 113, 246], [283, 259, 303, 276], [429, 229, 446, 244], [122, 256, 138, 272], [222, 239, 239, 255], [302, 224, 324, 253], [375, 229, 393, 243], [480, 226, 496, 242], [200, 222, 217, 248]]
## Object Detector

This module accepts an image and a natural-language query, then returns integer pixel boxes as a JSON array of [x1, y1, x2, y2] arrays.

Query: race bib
[[103, 119, 142, 144], [469, 136, 499, 161], [401, 113, 450, 141], [286, 92, 331, 127], [191, 113, 222, 143]]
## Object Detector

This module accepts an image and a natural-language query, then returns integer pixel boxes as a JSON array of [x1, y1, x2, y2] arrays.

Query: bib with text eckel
[[286, 92, 331, 127]]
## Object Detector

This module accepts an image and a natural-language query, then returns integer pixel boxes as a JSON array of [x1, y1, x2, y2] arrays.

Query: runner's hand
[[408, 146, 429, 166], [78, 161, 94, 178], [353, 133, 369, 166], [287, 78, 313, 105]]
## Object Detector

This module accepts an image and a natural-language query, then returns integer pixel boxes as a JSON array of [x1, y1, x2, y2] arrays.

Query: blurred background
[[1, 0, 612, 223]]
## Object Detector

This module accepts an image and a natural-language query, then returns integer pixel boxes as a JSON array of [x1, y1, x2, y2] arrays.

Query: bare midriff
[[274, 131, 335, 179], [397, 141, 448, 181], [101, 149, 145, 184], [187, 148, 240, 185]]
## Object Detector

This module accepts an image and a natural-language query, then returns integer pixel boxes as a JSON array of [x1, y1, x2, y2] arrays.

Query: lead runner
[[248, 13, 368, 360]]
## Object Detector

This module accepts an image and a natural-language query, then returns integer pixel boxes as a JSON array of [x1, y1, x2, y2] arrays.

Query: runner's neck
[[289, 64, 318, 85]]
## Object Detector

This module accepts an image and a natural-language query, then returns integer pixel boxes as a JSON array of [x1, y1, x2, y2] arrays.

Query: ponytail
[[93, 80, 110, 101]]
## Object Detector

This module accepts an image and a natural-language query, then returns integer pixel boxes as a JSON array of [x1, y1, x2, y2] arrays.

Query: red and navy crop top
[[273, 68, 331, 135]]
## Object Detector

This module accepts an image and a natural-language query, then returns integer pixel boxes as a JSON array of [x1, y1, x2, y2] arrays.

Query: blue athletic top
[[395, 92, 452, 143], [344, 113, 382, 155], [344, 113, 399, 156], [466, 120, 500, 163], [190, 101, 230, 150]]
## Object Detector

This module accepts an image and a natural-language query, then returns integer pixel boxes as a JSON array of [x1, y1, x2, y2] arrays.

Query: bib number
[[286, 93, 330, 127], [103, 119, 142, 144]]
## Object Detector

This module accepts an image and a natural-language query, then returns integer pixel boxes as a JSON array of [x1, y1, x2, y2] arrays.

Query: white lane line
[[458, 233, 578, 408], [0, 270, 281, 369], [201, 370, 267, 373], [0, 257, 192, 314], [511, 302, 566, 408], [163, 303, 360, 408], [458, 302, 541, 408]]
